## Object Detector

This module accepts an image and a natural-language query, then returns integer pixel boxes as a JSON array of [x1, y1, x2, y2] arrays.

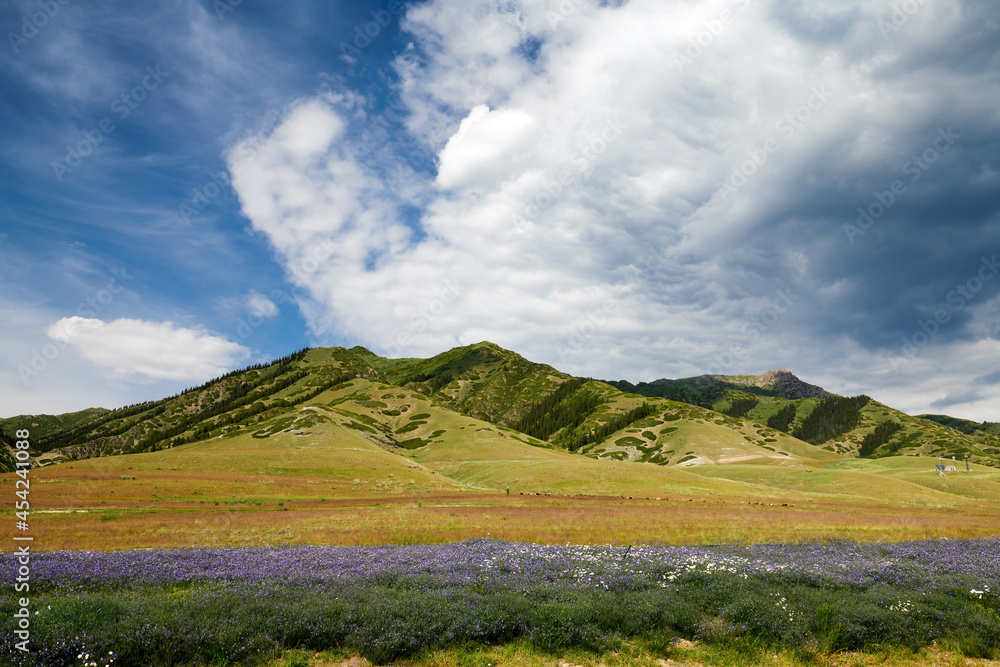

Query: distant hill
[[605, 371, 1000, 462], [7, 344, 999, 473], [0, 407, 109, 440], [607, 369, 828, 407], [919, 414, 1000, 436], [0, 410, 107, 472]]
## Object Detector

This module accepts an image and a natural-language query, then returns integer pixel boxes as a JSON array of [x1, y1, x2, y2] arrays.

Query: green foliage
[[8, 544, 1000, 666], [607, 379, 722, 409], [858, 420, 903, 457], [564, 403, 657, 452], [0, 408, 109, 443], [16, 339, 997, 472], [407, 370, 456, 392], [919, 414, 1000, 436], [792, 395, 871, 445], [27, 349, 383, 457], [398, 438, 430, 449], [512, 379, 601, 441], [396, 422, 425, 434], [31, 350, 313, 454], [766, 404, 797, 432], [722, 397, 759, 419]]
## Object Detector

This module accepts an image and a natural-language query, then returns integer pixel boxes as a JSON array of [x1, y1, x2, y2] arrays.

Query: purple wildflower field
[[15, 538, 1000, 594], [3, 538, 999, 666]]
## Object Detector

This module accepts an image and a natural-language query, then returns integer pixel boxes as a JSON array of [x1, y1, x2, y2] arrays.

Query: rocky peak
[[758, 370, 829, 400]]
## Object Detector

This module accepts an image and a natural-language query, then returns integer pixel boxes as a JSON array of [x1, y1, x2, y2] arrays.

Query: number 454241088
[[14, 429, 30, 522]]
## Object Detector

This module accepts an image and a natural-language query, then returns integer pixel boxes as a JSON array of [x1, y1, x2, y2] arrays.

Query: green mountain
[[5, 344, 998, 475], [918, 414, 1000, 436], [607, 369, 828, 407], [607, 371, 1000, 463], [0, 407, 109, 441]]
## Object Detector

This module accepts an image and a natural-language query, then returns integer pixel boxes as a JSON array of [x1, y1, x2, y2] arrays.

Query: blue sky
[[1, 0, 999, 421]]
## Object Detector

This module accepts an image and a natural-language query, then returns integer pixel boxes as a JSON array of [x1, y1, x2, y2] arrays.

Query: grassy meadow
[[6, 390, 1000, 550], [5, 376, 1000, 666]]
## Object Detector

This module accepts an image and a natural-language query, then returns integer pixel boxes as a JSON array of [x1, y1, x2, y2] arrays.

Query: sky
[[1, 0, 998, 421]]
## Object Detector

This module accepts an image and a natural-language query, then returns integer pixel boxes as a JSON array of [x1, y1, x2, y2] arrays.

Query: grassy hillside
[[26, 348, 378, 463], [15, 375, 1000, 551], [0, 407, 109, 439], [12, 392, 1000, 551], [692, 457, 1000, 507], [10, 343, 999, 479], [5, 342, 1000, 555], [919, 413, 1000, 436], [609, 371, 1000, 467]]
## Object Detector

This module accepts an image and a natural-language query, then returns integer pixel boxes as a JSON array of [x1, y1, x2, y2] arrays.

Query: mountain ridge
[[2, 342, 997, 473]]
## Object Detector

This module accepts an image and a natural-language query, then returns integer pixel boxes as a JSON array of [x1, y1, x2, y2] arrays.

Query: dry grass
[[14, 488, 1000, 551], [5, 417, 1000, 551], [266, 640, 1000, 667]]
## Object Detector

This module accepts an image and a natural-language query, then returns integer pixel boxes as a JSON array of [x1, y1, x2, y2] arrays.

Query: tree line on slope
[[767, 403, 797, 432], [512, 378, 600, 441], [858, 420, 903, 457], [133, 369, 310, 452], [723, 397, 759, 419], [564, 402, 657, 452], [792, 395, 872, 445], [31, 350, 312, 454]]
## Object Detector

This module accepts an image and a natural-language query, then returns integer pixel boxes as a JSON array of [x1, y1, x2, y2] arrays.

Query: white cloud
[[226, 0, 1000, 422], [44, 317, 249, 382], [247, 290, 279, 319], [436, 104, 539, 190]]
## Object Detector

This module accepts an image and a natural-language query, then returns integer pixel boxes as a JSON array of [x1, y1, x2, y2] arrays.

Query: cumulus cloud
[[436, 104, 539, 190], [45, 317, 250, 382], [227, 0, 1000, 420], [247, 290, 280, 319]]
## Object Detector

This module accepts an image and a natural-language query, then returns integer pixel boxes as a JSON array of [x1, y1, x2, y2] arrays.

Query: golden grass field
[[6, 389, 1000, 551], [7, 391, 1000, 667]]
